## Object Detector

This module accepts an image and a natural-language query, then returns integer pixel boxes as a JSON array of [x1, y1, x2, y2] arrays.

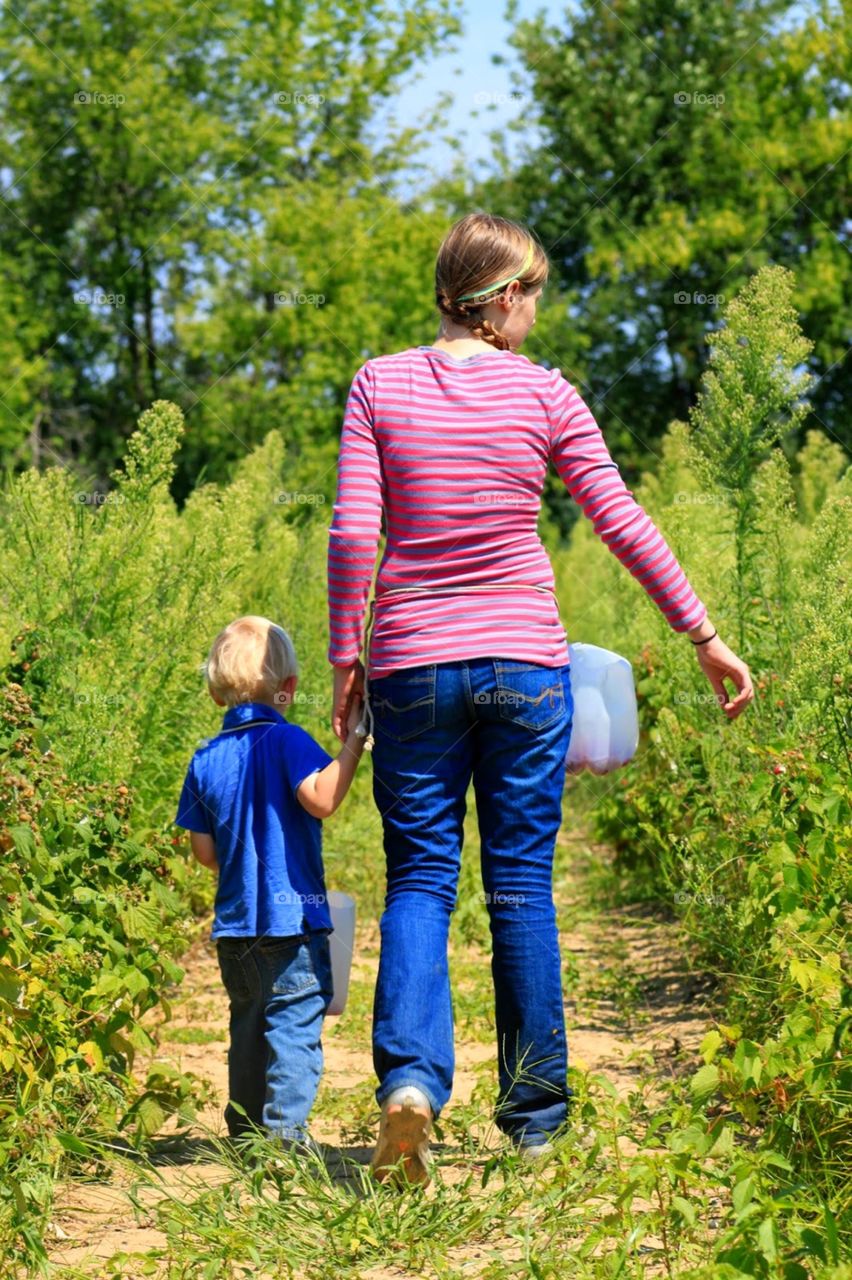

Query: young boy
[[174, 615, 365, 1146]]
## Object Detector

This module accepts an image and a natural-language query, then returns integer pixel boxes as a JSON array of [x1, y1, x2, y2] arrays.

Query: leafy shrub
[[0, 400, 363, 1263], [558, 265, 850, 1258]]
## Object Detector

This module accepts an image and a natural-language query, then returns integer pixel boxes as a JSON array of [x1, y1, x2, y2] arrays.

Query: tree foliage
[[0, 0, 459, 487], [500, 0, 851, 471]]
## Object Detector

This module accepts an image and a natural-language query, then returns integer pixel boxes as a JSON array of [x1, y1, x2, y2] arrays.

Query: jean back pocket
[[369, 665, 436, 742], [267, 935, 332, 1002], [493, 660, 567, 731]]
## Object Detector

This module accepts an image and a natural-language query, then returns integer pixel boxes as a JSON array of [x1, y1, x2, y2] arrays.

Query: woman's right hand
[[691, 632, 754, 720], [332, 660, 366, 743]]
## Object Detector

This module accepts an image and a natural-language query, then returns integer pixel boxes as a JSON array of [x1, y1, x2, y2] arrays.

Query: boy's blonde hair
[[205, 616, 298, 707]]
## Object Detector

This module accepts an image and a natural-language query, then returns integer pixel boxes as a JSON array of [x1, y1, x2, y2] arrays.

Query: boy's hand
[[297, 695, 366, 819], [346, 693, 364, 739]]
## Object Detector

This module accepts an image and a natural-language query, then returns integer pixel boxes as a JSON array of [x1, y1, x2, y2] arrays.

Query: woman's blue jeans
[[368, 657, 574, 1146]]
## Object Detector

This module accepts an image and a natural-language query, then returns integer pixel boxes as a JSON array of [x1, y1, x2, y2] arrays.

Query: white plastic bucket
[[326, 890, 356, 1016], [565, 642, 639, 775]]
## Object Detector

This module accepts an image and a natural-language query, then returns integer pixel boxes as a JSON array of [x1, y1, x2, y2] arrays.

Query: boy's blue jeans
[[215, 932, 333, 1140], [369, 657, 574, 1146]]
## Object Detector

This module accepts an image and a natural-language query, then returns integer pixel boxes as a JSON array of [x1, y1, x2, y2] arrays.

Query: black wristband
[[690, 629, 717, 646]]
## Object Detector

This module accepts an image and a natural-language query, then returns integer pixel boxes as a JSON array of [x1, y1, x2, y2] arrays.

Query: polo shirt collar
[[221, 702, 286, 731]]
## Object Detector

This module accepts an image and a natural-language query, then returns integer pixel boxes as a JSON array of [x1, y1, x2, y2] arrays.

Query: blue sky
[[376, 0, 569, 189]]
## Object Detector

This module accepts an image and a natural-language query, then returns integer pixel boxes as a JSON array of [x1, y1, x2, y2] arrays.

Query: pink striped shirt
[[327, 345, 707, 678]]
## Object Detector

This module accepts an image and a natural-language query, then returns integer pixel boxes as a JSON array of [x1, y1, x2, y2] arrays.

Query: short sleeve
[[174, 757, 212, 834], [284, 724, 335, 796]]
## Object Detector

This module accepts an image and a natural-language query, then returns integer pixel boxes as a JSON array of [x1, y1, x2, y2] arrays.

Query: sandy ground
[[48, 838, 715, 1273]]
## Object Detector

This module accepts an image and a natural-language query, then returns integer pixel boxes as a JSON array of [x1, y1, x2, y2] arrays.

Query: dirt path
[[48, 825, 715, 1273]]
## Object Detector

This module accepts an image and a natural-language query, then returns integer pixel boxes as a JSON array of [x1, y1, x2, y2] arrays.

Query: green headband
[[454, 241, 536, 304]]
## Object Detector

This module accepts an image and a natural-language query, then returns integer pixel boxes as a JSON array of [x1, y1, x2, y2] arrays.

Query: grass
[[41, 808, 849, 1280], [42, 773, 848, 1279], [43, 800, 723, 1280], [159, 1028, 225, 1046], [51, 1065, 744, 1280]]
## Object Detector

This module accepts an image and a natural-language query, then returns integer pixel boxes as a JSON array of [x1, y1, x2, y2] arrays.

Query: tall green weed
[[0, 401, 369, 1263], [555, 266, 851, 1224]]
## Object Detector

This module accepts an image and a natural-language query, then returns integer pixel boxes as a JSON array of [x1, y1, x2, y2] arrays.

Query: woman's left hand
[[332, 661, 365, 742]]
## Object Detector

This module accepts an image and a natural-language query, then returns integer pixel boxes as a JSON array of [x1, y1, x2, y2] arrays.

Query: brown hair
[[435, 212, 549, 351]]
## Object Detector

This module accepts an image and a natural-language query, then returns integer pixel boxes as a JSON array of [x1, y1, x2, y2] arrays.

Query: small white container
[[326, 891, 356, 1016], [565, 643, 639, 775]]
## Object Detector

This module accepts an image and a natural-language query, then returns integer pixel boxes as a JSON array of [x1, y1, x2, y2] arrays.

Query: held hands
[[333, 660, 366, 743], [346, 691, 364, 740], [693, 633, 754, 721]]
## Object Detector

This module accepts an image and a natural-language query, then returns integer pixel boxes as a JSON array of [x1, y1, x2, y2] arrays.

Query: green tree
[[0, 0, 459, 479], [496, 0, 851, 472], [172, 184, 456, 496], [0, 257, 57, 460]]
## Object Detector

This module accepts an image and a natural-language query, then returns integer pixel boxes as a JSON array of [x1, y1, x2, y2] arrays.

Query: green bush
[[557, 266, 851, 1232], [0, 400, 368, 1263]]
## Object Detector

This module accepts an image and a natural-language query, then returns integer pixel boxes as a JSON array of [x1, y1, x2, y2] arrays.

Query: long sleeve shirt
[[327, 345, 707, 678]]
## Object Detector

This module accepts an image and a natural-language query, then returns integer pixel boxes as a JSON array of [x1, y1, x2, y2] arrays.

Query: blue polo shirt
[[174, 702, 334, 939]]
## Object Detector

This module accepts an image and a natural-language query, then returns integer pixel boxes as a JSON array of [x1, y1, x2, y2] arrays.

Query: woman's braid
[[435, 285, 512, 352]]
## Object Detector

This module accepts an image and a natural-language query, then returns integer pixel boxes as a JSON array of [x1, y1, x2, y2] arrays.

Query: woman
[[326, 212, 752, 1184]]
